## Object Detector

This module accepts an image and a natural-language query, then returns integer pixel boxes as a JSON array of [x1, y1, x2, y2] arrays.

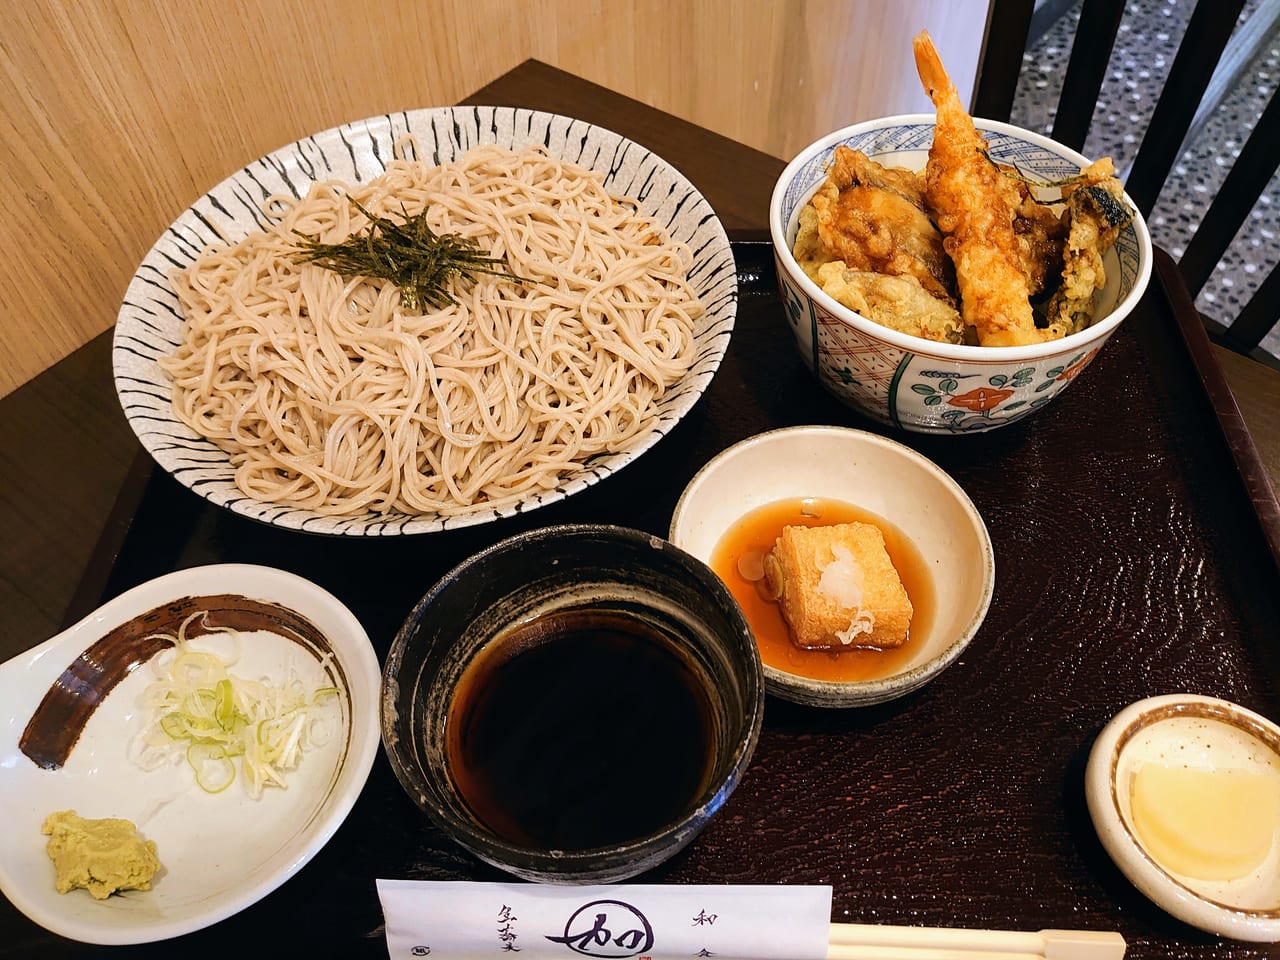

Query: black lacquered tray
[[9, 240, 1280, 959]]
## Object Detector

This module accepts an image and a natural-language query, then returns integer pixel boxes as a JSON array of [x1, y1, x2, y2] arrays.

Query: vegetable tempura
[[792, 31, 1134, 348]]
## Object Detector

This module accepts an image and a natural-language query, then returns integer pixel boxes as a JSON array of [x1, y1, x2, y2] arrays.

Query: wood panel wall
[[0, 0, 990, 399]]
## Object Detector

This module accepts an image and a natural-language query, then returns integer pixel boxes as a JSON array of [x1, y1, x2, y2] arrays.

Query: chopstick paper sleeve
[[376, 880, 832, 959]]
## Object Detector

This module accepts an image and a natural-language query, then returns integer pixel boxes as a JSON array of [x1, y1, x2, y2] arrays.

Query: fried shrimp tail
[[913, 30, 1050, 346]]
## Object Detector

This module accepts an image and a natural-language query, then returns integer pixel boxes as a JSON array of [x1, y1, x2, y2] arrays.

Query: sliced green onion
[[130, 622, 342, 799], [187, 743, 236, 794], [761, 552, 786, 601], [214, 678, 236, 730]]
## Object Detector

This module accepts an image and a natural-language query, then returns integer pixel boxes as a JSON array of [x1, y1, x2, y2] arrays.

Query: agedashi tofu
[[767, 522, 912, 650]]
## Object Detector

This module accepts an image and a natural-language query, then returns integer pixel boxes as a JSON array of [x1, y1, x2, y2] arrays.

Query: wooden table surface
[[1, 60, 1275, 653], [2, 59, 1276, 651], [1216, 347, 1280, 483], [2, 59, 1279, 959]]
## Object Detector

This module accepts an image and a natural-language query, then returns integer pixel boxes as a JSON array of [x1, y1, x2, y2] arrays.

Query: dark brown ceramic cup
[[380, 523, 764, 883]]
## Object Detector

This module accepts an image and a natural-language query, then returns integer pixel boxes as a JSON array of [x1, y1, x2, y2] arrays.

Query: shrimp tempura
[[913, 30, 1051, 346]]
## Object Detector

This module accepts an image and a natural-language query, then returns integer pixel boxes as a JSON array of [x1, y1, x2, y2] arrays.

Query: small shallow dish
[[669, 425, 994, 707], [0, 564, 381, 945], [113, 105, 736, 536], [1086, 694, 1280, 942], [770, 114, 1153, 434], [381, 524, 764, 883]]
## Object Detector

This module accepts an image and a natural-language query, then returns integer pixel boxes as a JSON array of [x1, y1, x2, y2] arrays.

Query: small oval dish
[[669, 425, 994, 707], [0, 564, 381, 945], [1086, 694, 1280, 942]]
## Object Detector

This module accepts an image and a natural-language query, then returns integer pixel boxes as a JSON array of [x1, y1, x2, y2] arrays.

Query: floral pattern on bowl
[[770, 114, 1152, 435]]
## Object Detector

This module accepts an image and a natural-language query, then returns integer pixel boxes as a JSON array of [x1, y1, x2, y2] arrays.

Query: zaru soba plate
[[0, 564, 381, 944], [112, 107, 737, 535]]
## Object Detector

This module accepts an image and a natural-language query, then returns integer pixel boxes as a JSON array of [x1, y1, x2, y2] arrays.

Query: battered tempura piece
[[1007, 169, 1069, 299], [806, 146, 957, 304], [816, 262, 967, 344], [1042, 157, 1135, 335], [790, 33, 1130, 347], [913, 30, 1051, 347], [792, 203, 829, 284]]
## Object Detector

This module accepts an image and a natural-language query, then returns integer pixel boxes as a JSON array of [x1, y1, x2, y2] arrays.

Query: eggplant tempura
[[1043, 157, 1136, 333], [793, 30, 1134, 348]]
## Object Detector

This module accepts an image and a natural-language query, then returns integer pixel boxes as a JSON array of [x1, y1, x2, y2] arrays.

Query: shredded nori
[[1082, 185, 1134, 229], [292, 198, 525, 311]]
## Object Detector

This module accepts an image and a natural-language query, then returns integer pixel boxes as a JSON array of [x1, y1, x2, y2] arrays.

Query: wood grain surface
[[7, 242, 1279, 960], [0, 0, 986, 398], [3, 59, 1280, 960], [1216, 346, 1280, 489], [3, 57, 1277, 665]]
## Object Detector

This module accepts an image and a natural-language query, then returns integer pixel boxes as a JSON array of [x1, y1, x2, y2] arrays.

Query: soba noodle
[[160, 143, 702, 517]]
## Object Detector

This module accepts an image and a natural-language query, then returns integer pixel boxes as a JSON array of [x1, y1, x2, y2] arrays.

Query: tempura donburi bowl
[[769, 114, 1153, 434]]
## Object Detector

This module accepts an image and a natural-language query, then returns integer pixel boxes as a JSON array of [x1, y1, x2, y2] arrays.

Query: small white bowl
[[1086, 695, 1280, 941], [0, 564, 382, 945], [669, 425, 994, 707], [770, 114, 1153, 434]]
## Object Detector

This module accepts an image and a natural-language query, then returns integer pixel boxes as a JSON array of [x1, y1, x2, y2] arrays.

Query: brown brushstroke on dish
[[19, 593, 341, 770]]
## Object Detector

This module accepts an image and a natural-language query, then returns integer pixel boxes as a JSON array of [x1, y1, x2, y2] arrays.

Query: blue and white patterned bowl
[[769, 114, 1152, 434], [113, 107, 736, 536]]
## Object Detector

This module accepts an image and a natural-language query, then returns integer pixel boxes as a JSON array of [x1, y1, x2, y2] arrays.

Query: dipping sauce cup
[[380, 524, 764, 883]]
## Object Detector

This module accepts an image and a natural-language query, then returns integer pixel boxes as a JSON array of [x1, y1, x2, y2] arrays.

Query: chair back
[[975, 0, 1279, 361]]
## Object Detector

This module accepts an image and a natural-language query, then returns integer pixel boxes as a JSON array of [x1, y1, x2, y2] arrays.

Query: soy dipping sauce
[[444, 606, 717, 852]]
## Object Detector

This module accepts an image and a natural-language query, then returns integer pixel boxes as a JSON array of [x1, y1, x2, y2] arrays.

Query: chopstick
[[829, 950, 1049, 960], [826, 923, 1126, 959]]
